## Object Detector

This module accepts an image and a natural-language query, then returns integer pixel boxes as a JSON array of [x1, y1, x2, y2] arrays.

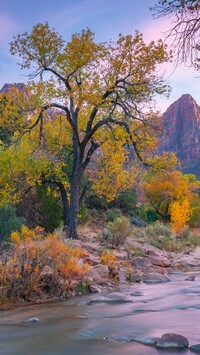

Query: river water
[[1, 272, 200, 355]]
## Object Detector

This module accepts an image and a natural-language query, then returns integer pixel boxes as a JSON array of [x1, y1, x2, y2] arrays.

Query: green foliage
[[140, 207, 159, 224], [103, 216, 131, 247], [17, 186, 62, 232], [111, 189, 137, 213], [89, 208, 100, 221], [188, 196, 200, 228], [0, 205, 24, 242], [86, 194, 109, 210], [146, 221, 173, 239], [125, 243, 146, 257], [78, 203, 88, 225], [129, 216, 146, 227], [105, 208, 122, 222]]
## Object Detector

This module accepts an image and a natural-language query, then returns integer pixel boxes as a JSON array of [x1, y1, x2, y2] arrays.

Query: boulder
[[127, 272, 142, 282], [88, 292, 133, 304], [25, 317, 40, 323], [147, 255, 171, 267], [131, 336, 160, 346], [87, 264, 109, 280], [156, 333, 189, 349], [185, 275, 195, 281], [132, 257, 152, 270], [89, 284, 101, 293], [130, 291, 146, 296], [105, 292, 133, 303], [190, 344, 200, 353], [143, 273, 170, 284]]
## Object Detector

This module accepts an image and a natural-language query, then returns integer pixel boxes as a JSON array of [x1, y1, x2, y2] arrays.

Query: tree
[[169, 199, 191, 234], [7, 23, 171, 239], [141, 154, 200, 222], [152, 0, 200, 69]]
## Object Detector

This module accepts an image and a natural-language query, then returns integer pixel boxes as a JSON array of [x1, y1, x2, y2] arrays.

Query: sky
[[0, 0, 199, 112]]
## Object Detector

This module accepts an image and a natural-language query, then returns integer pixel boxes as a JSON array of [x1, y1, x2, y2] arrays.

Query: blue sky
[[0, 0, 199, 112]]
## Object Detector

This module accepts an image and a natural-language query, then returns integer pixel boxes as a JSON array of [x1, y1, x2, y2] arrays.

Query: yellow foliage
[[101, 250, 117, 267], [1, 227, 89, 303], [169, 199, 192, 234]]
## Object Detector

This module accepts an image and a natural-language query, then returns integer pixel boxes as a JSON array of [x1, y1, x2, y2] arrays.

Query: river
[[1, 272, 200, 354]]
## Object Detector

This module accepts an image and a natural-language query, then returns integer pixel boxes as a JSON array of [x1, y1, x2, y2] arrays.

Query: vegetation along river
[[1, 272, 200, 354]]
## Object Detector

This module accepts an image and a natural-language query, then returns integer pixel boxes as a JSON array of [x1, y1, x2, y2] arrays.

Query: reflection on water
[[1, 272, 200, 355]]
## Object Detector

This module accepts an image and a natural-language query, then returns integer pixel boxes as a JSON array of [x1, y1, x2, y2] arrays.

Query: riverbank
[[1, 222, 200, 309]]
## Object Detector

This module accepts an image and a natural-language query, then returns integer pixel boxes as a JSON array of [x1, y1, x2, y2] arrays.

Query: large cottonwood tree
[[8, 23, 171, 239]]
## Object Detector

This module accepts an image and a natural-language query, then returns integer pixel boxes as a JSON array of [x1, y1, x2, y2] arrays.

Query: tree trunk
[[68, 140, 83, 239], [57, 182, 69, 228]]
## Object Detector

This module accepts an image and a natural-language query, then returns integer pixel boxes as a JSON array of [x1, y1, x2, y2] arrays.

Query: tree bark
[[68, 138, 83, 239]]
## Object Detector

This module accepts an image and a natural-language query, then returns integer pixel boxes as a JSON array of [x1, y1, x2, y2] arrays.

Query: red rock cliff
[[158, 94, 200, 177]]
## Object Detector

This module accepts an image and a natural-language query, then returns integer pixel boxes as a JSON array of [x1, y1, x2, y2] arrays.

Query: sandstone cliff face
[[158, 94, 200, 178], [0, 83, 30, 99]]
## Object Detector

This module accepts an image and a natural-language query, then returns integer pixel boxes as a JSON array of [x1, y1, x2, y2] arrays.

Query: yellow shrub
[[0, 227, 89, 304], [101, 250, 117, 267], [170, 199, 191, 235]]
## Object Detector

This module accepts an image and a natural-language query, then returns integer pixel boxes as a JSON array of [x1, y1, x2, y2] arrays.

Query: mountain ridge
[[158, 93, 200, 177]]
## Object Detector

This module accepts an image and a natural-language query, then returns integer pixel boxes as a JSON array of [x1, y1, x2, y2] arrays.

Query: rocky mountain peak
[[0, 83, 30, 102], [158, 94, 200, 177]]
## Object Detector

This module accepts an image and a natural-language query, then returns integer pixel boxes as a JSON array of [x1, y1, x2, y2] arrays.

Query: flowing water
[[1, 272, 200, 355]]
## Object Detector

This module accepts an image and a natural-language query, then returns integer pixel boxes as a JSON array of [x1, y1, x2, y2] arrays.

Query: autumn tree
[[152, 0, 200, 69], [6, 23, 172, 239], [141, 153, 200, 223]]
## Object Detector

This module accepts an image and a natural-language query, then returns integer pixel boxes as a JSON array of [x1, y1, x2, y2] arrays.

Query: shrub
[[89, 208, 100, 221], [16, 185, 63, 233], [100, 250, 117, 267], [0, 204, 24, 242], [125, 244, 146, 258], [111, 189, 137, 213], [103, 216, 131, 247], [105, 208, 121, 222], [146, 221, 173, 239], [140, 207, 159, 224], [0, 226, 89, 304]]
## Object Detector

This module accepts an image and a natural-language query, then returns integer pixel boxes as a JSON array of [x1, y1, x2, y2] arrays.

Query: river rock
[[25, 317, 40, 323], [127, 272, 142, 282], [130, 291, 146, 296], [147, 255, 171, 267], [156, 333, 189, 349], [131, 336, 160, 346], [88, 292, 133, 304], [143, 273, 170, 283], [105, 292, 133, 302], [88, 264, 109, 280], [190, 344, 200, 353], [185, 275, 195, 281], [89, 284, 101, 293], [132, 257, 152, 270]]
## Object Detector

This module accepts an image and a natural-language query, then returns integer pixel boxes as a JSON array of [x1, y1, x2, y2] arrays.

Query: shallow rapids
[[1, 272, 200, 354]]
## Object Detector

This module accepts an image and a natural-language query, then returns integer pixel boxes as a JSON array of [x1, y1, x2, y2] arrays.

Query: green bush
[[103, 216, 131, 247], [111, 189, 137, 213], [0, 205, 24, 242], [140, 208, 159, 224], [17, 186, 62, 232], [146, 222, 173, 238], [105, 208, 121, 222], [85, 194, 108, 210]]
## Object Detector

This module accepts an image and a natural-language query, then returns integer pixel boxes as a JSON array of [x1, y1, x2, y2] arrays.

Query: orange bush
[[0, 227, 89, 304]]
